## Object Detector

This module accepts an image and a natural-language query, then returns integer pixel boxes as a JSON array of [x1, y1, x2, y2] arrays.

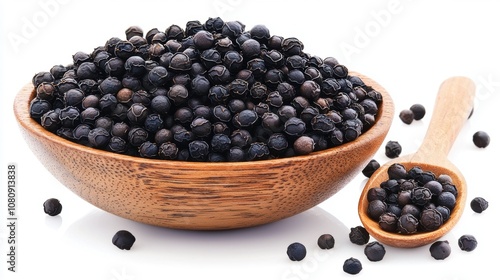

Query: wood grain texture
[[14, 72, 394, 230], [358, 77, 475, 247]]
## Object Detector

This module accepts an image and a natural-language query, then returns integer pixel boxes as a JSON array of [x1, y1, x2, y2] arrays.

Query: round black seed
[[367, 187, 387, 202], [378, 212, 399, 232], [411, 187, 433, 206], [284, 117, 306, 136], [470, 197, 488, 213], [420, 209, 443, 231], [429, 240, 451, 260], [398, 213, 419, 234], [410, 104, 426, 120], [158, 142, 178, 159], [349, 226, 370, 245], [267, 133, 289, 156], [233, 109, 258, 128], [108, 136, 128, 153], [397, 190, 412, 206], [112, 230, 136, 250], [211, 134, 231, 153], [247, 142, 270, 161], [387, 163, 407, 180], [458, 235, 478, 252], [472, 131, 490, 148], [362, 159, 380, 178], [43, 198, 62, 216], [188, 140, 210, 161], [40, 110, 61, 132], [435, 206, 451, 222], [368, 200, 387, 220], [88, 127, 111, 148], [364, 241, 386, 262], [128, 127, 149, 147], [293, 136, 315, 155], [401, 204, 421, 218], [317, 234, 335, 249], [139, 141, 158, 158], [399, 109, 414, 124], [343, 257, 362, 275], [286, 242, 306, 261], [385, 140, 402, 158], [437, 191, 456, 210]]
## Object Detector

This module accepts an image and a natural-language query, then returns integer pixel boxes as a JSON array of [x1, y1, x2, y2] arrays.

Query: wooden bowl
[[14, 72, 394, 230]]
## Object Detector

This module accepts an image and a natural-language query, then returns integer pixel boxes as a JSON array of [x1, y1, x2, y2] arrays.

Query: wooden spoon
[[358, 76, 475, 248]]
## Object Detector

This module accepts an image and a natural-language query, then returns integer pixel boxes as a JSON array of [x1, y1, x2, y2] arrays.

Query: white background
[[1, 0, 499, 279]]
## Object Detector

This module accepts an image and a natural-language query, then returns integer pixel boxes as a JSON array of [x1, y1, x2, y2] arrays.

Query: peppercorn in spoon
[[358, 76, 475, 248]]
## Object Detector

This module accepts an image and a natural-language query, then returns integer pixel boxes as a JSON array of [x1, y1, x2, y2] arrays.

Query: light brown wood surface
[[14, 72, 394, 230], [358, 76, 475, 247]]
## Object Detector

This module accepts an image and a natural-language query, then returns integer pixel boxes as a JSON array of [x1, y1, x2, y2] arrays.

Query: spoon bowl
[[358, 76, 475, 248]]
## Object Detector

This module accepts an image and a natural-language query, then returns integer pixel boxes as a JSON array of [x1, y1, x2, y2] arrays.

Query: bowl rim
[[14, 71, 394, 170]]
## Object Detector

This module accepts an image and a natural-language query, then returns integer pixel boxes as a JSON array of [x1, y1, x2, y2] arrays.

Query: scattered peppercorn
[[364, 241, 386, 261], [362, 159, 380, 178], [399, 109, 414, 124], [470, 197, 488, 213], [349, 226, 370, 245], [410, 104, 426, 120], [317, 234, 335, 249], [286, 242, 306, 261], [429, 240, 451, 260], [458, 234, 478, 252], [472, 131, 490, 148], [112, 230, 136, 250], [385, 140, 402, 158], [29, 19, 382, 162], [343, 257, 363, 275], [43, 198, 62, 216]]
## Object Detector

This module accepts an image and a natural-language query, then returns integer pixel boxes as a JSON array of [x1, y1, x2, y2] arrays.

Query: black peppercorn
[[470, 197, 488, 213], [458, 234, 477, 252], [399, 109, 414, 124], [41, 110, 61, 132], [349, 226, 370, 245], [429, 240, 451, 260], [364, 241, 385, 262], [88, 127, 111, 148], [158, 142, 178, 159], [247, 142, 270, 161], [362, 159, 380, 178], [378, 212, 399, 232], [387, 163, 407, 180], [43, 198, 62, 216], [108, 136, 128, 153], [188, 140, 209, 161], [293, 136, 315, 155], [367, 200, 387, 220], [112, 230, 136, 250], [420, 209, 443, 231], [385, 140, 402, 158], [317, 234, 335, 249], [472, 131, 490, 148], [410, 104, 426, 120], [343, 257, 362, 275], [139, 141, 158, 158], [398, 213, 419, 234], [437, 191, 456, 210], [286, 242, 306, 261]]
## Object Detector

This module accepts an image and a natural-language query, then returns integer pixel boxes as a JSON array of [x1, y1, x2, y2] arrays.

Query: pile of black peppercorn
[[29, 17, 382, 162], [367, 163, 458, 234]]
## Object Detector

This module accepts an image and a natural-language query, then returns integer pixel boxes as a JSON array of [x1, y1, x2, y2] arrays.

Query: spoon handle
[[412, 77, 476, 164]]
